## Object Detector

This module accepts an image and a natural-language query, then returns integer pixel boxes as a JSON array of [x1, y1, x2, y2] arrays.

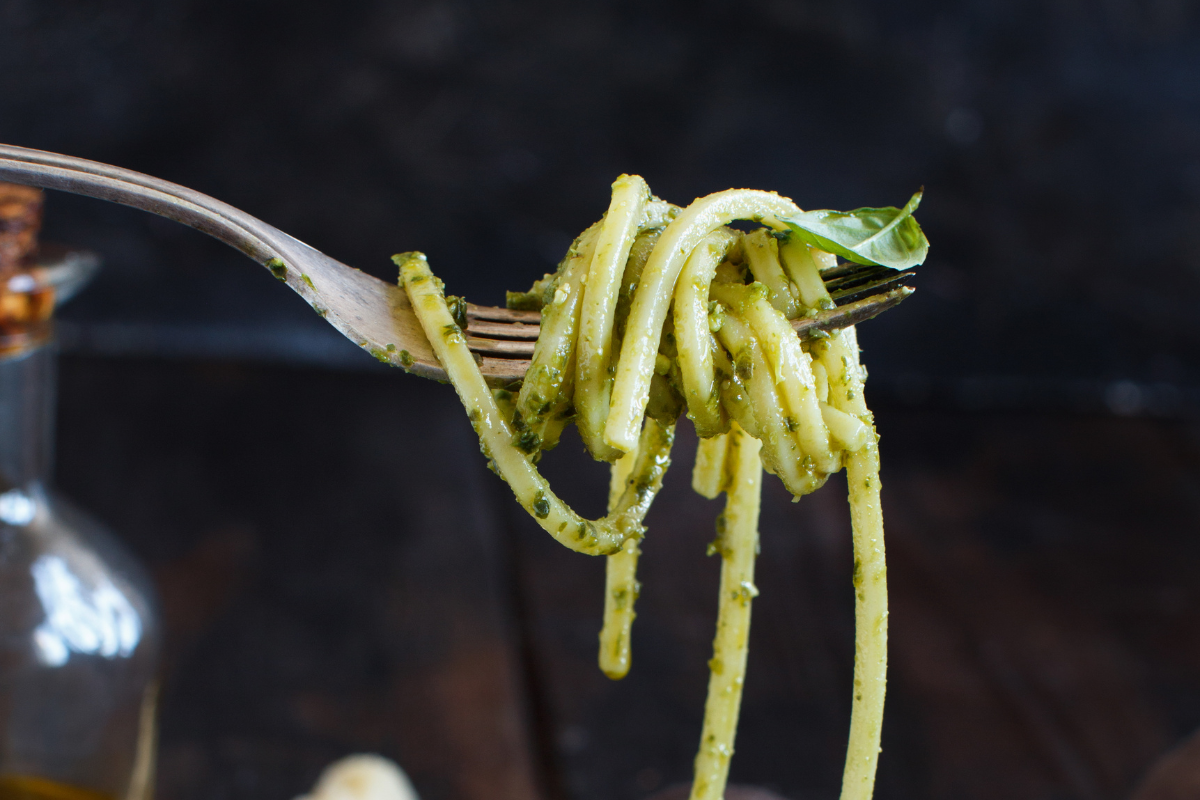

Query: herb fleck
[[532, 492, 550, 519]]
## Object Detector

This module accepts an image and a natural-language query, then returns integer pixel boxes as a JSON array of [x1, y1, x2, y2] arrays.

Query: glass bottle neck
[[0, 343, 54, 491]]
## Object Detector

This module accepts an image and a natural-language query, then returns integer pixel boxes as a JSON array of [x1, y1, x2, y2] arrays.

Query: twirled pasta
[[395, 176, 906, 800]]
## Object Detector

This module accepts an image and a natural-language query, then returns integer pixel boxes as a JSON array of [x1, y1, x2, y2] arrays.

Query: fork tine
[[825, 266, 905, 294], [794, 286, 912, 340], [819, 261, 880, 281], [466, 336, 536, 357], [465, 261, 915, 362], [829, 269, 916, 306], [479, 356, 530, 383], [466, 282, 915, 363], [466, 302, 539, 323], [467, 319, 540, 340]]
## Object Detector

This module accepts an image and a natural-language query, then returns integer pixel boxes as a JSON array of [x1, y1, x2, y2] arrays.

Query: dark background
[[5, 2, 1200, 800]]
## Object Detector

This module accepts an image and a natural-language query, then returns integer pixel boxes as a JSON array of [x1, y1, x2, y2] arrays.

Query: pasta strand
[[714, 313, 824, 497], [744, 228, 800, 318], [605, 189, 802, 453], [692, 431, 731, 500], [674, 229, 738, 438], [397, 253, 670, 556], [576, 175, 651, 461], [690, 423, 762, 800], [599, 419, 676, 679], [394, 176, 905, 800], [515, 223, 599, 452], [821, 327, 888, 800], [840, 439, 886, 800], [709, 281, 838, 476], [778, 243, 890, 794]]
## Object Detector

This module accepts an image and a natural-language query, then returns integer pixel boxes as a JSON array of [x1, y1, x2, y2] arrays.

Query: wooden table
[[54, 357, 1200, 800]]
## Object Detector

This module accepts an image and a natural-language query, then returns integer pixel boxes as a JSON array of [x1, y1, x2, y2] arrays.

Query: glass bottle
[[0, 252, 160, 800]]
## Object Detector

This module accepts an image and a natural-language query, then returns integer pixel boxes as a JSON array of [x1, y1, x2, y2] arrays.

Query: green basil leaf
[[781, 190, 929, 270]]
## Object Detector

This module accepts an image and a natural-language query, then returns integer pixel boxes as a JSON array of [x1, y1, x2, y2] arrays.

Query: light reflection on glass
[[31, 554, 141, 667], [0, 490, 35, 526]]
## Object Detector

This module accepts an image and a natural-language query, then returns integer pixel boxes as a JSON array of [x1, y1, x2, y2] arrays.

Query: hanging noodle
[[395, 175, 895, 800]]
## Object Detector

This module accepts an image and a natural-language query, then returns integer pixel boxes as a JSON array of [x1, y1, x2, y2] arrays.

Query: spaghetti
[[395, 176, 926, 800]]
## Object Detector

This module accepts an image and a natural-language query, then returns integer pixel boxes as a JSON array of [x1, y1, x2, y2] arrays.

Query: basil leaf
[[781, 190, 929, 270]]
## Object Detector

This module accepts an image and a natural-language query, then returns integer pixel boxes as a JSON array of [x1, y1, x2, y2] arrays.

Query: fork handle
[[0, 143, 305, 270]]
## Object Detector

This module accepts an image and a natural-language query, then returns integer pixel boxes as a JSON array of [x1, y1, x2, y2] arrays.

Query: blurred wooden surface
[[52, 357, 1200, 800]]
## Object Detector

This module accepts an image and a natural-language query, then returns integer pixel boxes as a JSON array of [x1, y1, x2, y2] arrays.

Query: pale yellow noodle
[[605, 190, 801, 453], [709, 281, 838, 476], [690, 423, 762, 800], [784, 250, 889, 800], [779, 236, 837, 309], [820, 326, 887, 800], [515, 223, 600, 450], [743, 228, 800, 318], [399, 254, 662, 556], [841, 435, 886, 800], [397, 178, 893, 800], [599, 434, 643, 679], [673, 228, 738, 437], [575, 175, 650, 460], [692, 431, 730, 500], [714, 313, 823, 497]]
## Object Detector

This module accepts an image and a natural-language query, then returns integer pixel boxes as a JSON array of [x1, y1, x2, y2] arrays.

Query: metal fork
[[0, 144, 913, 384]]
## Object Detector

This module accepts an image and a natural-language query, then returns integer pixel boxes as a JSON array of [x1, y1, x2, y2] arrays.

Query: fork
[[0, 144, 913, 384]]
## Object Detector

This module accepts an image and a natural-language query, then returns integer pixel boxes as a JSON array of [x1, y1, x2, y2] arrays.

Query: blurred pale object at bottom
[[296, 756, 418, 800]]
